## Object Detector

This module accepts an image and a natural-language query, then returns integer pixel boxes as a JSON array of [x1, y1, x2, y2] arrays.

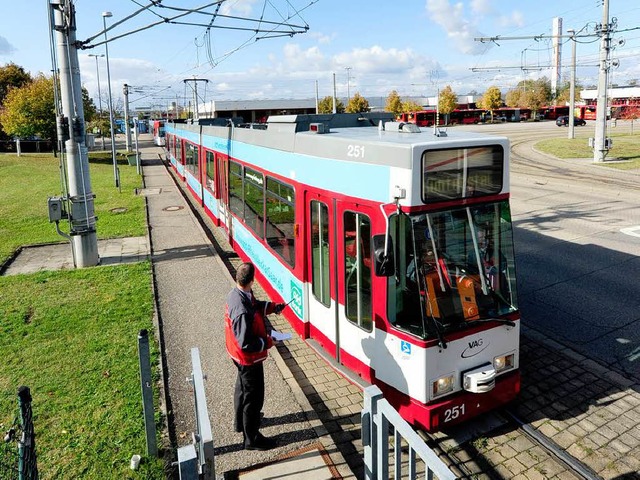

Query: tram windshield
[[387, 201, 518, 340]]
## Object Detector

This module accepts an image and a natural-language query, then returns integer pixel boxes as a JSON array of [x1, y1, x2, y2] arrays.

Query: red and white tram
[[164, 113, 520, 431]]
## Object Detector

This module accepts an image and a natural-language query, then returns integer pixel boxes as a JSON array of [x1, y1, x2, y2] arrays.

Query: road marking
[[621, 226, 640, 238]]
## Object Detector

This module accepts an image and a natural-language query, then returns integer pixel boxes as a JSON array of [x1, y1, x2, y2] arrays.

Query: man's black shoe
[[244, 434, 277, 451]]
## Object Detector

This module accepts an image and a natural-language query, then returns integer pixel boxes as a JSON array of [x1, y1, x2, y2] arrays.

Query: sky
[[1, 0, 640, 110]]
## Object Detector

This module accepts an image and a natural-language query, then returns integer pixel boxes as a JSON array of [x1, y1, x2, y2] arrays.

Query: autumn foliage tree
[[385, 90, 403, 115], [345, 92, 370, 113], [438, 85, 458, 124], [317, 95, 344, 114], [478, 86, 502, 121], [0, 74, 56, 142]]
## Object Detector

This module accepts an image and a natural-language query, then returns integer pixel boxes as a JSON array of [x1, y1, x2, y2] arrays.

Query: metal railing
[[177, 347, 215, 479], [361, 385, 455, 480]]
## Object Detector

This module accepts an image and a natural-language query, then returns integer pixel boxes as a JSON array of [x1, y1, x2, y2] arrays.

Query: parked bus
[[398, 109, 486, 127], [151, 119, 166, 146], [164, 113, 521, 432]]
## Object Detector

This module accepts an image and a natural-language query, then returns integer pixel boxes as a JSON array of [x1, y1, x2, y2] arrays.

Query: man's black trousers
[[233, 361, 264, 445]]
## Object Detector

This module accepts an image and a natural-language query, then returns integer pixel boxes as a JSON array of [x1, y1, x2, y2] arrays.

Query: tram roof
[[170, 114, 509, 169]]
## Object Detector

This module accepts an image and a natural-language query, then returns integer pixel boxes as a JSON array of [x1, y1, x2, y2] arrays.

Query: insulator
[[72, 116, 85, 142]]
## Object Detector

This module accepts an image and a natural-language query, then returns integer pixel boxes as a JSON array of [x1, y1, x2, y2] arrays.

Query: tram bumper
[[414, 370, 520, 432]]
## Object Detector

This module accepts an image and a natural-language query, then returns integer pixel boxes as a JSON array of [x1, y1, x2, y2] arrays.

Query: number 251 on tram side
[[165, 115, 520, 431]]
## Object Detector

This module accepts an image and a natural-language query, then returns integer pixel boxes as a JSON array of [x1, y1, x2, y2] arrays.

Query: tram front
[[373, 141, 521, 430]]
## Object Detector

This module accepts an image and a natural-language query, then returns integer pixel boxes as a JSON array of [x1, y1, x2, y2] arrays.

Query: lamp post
[[87, 53, 105, 150], [102, 11, 119, 190]]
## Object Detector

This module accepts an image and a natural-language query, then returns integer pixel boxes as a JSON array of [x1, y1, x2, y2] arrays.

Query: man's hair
[[236, 262, 255, 287]]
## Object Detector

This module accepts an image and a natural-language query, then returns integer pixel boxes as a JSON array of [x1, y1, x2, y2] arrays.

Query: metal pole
[[594, 0, 611, 162], [332, 72, 337, 113], [52, 0, 99, 268], [123, 83, 131, 151], [134, 116, 140, 175], [137, 329, 158, 457], [345, 66, 351, 101], [103, 11, 120, 189], [88, 54, 105, 150], [568, 29, 576, 139], [315, 80, 319, 114]]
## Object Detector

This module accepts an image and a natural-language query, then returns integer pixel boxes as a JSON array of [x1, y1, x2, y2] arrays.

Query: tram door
[[306, 194, 375, 368], [216, 155, 230, 231], [306, 194, 338, 358]]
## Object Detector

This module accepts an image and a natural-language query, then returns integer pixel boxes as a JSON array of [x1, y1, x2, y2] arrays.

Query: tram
[[164, 113, 520, 431], [151, 119, 166, 146]]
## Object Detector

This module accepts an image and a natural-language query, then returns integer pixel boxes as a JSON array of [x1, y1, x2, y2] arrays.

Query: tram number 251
[[443, 404, 466, 423], [347, 144, 365, 158]]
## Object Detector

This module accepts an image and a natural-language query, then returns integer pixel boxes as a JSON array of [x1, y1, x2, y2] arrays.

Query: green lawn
[[0, 152, 166, 478], [0, 152, 146, 265], [535, 132, 640, 170]]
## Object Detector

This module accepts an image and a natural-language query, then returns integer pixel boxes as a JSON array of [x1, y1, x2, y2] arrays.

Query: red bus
[[398, 109, 486, 127], [575, 105, 597, 120], [541, 106, 569, 120]]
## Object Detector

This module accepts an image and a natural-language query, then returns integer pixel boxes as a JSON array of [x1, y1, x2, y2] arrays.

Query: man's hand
[[273, 303, 287, 314]]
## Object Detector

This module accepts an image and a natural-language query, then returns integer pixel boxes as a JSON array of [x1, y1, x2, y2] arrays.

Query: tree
[[555, 80, 583, 106], [0, 62, 31, 106], [317, 95, 344, 114], [504, 88, 522, 108], [477, 86, 502, 122], [401, 100, 423, 113], [0, 74, 56, 142], [385, 90, 403, 116], [345, 92, 370, 113], [438, 85, 458, 124], [82, 87, 97, 123]]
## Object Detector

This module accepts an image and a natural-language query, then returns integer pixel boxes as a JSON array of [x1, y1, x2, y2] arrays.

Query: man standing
[[225, 262, 286, 451]]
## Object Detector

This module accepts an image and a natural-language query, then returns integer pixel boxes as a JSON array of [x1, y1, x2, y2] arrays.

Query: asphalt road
[[459, 120, 640, 382]]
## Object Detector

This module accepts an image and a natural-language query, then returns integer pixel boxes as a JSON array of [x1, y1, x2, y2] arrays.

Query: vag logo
[[461, 338, 488, 358]]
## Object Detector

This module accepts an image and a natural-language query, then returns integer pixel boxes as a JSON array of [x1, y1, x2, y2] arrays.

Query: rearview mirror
[[373, 234, 394, 277]]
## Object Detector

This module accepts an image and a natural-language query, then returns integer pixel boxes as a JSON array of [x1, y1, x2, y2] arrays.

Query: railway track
[[421, 407, 603, 480]]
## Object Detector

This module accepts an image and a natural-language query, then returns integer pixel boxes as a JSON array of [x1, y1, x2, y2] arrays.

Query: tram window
[[344, 211, 372, 331], [311, 201, 330, 306], [244, 167, 264, 238], [176, 139, 183, 164], [265, 178, 295, 267], [185, 144, 199, 177], [229, 161, 243, 217], [422, 146, 503, 201], [205, 151, 215, 191]]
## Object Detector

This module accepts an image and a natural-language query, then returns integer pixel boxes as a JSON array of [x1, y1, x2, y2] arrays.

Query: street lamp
[[102, 11, 119, 190], [87, 53, 105, 149]]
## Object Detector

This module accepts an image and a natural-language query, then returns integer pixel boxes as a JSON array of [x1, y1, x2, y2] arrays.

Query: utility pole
[[568, 29, 577, 139], [183, 78, 209, 120], [123, 83, 131, 151], [593, 0, 612, 163], [87, 53, 105, 150], [332, 73, 337, 113], [345, 66, 352, 101], [315, 80, 319, 114], [50, 0, 99, 267]]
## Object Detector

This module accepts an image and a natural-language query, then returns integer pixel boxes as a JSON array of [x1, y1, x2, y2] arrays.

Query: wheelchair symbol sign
[[400, 341, 412, 355]]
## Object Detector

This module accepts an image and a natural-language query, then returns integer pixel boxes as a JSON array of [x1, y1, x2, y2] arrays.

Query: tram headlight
[[493, 353, 515, 374], [432, 373, 455, 398]]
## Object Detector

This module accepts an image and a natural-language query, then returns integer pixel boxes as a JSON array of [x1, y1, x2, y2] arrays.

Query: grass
[[0, 151, 166, 478], [535, 132, 640, 170], [0, 152, 146, 265], [0, 263, 165, 478]]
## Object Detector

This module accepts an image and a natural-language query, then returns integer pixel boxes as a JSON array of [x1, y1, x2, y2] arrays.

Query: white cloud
[[498, 11, 525, 28], [425, 0, 492, 55], [220, 0, 259, 17], [470, 0, 493, 16], [0, 35, 16, 55]]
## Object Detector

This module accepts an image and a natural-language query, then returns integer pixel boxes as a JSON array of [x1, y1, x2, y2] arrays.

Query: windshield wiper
[[465, 317, 516, 327]]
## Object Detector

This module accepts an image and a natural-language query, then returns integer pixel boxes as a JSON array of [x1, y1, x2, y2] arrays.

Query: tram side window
[[244, 167, 264, 238], [205, 151, 215, 191], [176, 139, 183, 164], [185, 144, 199, 177], [344, 212, 372, 332], [311, 201, 330, 306], [265, 178, 295, 267], [229, 161, 243, 217]]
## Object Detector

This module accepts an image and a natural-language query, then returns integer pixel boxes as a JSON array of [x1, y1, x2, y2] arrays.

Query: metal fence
[[361, 385, 455, 480], [1, 386, 39, 480]]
